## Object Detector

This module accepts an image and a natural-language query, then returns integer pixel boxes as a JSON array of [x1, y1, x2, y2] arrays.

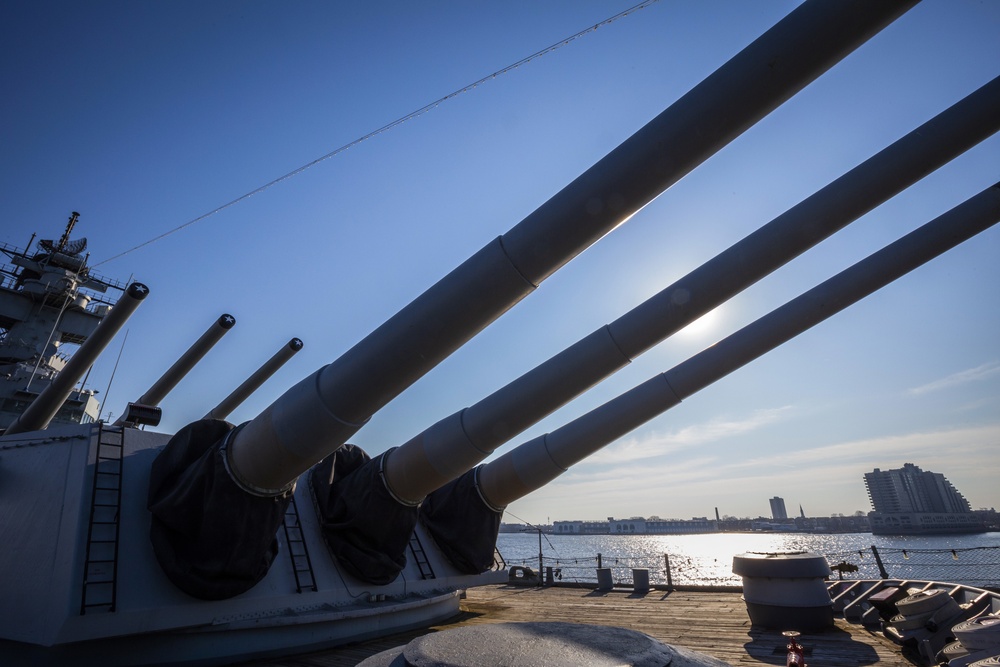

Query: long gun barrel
[[228, 0, 917, 495], [133, 314, 236, 408], [476, 183, 1000, 510], [204, 338, 303, 421], [148, 0, 920, 598], [5, 282, 149, 435], [382, 74, 1000, 503]]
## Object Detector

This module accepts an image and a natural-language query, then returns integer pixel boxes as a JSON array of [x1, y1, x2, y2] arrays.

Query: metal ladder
[[80, 424, 125, 614], [281, 494, 317, 592], [408, 531, 436, 580]]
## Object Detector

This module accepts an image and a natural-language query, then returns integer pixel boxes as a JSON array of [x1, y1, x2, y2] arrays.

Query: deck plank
[[244, 584, 919, 667]]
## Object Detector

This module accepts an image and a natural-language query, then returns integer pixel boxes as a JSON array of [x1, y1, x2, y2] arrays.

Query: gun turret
[[5, 282, 149, 435], [421, 182, 1000, 573], [204, 338, 303, 421], [147, 0, 917, 597], [289, 0, 921, 586]]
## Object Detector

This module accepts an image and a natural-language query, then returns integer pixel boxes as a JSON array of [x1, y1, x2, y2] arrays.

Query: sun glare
[[677, 307, 722, 340]]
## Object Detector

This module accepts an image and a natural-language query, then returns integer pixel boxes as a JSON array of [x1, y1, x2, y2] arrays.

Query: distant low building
[[498, 523, 552, 534], [552, 520, 609, 534], [868, 511, 985, 535], [553, 516, 718, 535], [643, 517, 718, 534], [974, 508, 999, 531], [793, 514, 870, 533]]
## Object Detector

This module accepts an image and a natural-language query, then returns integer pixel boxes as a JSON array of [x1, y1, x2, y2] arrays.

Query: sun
[[677, 307, 723, 341]]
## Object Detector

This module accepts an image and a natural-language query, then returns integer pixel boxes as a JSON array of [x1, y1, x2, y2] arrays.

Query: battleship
[[2, 1, 999, 665]]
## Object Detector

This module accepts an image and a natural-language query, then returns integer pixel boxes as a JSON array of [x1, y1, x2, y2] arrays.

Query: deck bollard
[[732, 552, 834, 631], [632, 568, 650, 594], [597, 568, 613, 591]]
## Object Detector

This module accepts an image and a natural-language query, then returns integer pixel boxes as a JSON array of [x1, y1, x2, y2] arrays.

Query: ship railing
[[827, 545, 1000, 591], [0, 240, 26, 260], [81, 269, 129, 296], [498, 544, 1000, 591], [0, 257, 19, 291]]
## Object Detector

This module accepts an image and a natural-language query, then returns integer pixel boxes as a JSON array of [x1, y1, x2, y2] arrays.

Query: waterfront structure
[[551, 520, 611, 534], [552, 517, 718, 535], [750, 519, 795, 532], [864, 463, 986, 535], [770, 496, 788, 520]]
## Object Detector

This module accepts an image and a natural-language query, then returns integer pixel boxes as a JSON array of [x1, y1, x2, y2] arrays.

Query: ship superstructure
[[0, 213, 126, 431]]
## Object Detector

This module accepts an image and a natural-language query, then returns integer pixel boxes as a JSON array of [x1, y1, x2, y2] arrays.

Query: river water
[[495, 531, 1000, 589]]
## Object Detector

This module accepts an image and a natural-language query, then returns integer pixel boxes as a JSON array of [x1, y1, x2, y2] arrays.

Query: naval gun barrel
[[475, 182, 1000, 509], [229, 0, 916, 494], [383, 74, 1000, 503], [204, 338, 303, 421], [132, 314, 236, 409], [5, 282, 149, 435]]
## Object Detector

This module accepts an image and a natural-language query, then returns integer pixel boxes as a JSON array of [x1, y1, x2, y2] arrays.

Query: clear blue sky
[[2, 1, 998, 523]]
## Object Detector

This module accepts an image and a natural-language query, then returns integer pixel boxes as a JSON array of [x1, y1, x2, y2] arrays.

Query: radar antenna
[[57, 212, 79, 253]]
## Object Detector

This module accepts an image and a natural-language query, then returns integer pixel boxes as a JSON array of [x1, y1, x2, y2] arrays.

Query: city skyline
[[513, 461, 997, 524], [2, 1, 998, 522]]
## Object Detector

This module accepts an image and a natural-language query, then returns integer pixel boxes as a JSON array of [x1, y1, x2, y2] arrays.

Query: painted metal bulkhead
[[0, 423, 505, 664]]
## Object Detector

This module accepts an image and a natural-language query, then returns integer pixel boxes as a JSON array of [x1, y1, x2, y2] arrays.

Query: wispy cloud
[[908, 361, 1000, 396], [587, 406, 795, 463], [519, 423, 1000, 520]]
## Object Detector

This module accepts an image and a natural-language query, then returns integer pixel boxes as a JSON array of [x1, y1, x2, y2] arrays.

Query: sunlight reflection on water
[[495, 532, 1000, 587]]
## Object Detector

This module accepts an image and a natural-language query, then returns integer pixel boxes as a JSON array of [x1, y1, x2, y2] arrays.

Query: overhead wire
[[93, 0, 660, 267]]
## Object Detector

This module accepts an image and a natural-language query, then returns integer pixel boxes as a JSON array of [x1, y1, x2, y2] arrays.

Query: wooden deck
[[244, 584, 921, 666]]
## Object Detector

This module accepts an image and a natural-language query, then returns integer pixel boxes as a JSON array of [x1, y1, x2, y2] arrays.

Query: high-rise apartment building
[[769, 496, 787, 520], [864, 463, 983, 534], [865, 463, 972, 513]]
